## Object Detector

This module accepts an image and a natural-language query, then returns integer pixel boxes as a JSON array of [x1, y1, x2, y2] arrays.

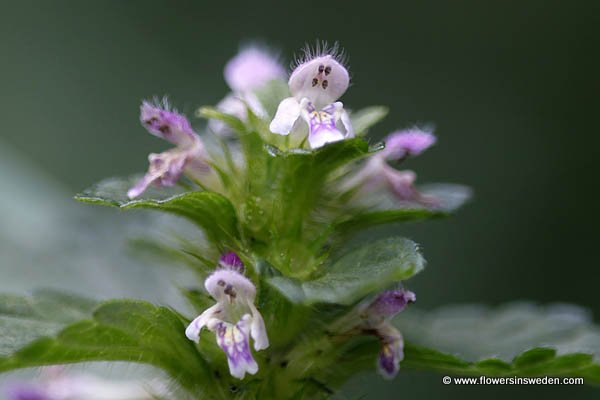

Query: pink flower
[[128, 100, 209, 199], [363, 289, 416, 379], [346, 157, 438, 206], [210, 46, 285, 136], [269, 42, 354, 148], [185, 253, 268, 380], [380, 128, 437, 161], [224, 46, 286, 93]]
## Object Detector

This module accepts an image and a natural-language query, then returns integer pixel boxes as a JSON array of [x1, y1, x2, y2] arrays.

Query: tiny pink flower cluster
[[345, 127, 438, 206], [128, 43, 438, 207]]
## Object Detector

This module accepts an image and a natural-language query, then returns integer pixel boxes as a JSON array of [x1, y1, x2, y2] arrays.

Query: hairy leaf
[[0, 299, 213, 391], [74, 175, 187, 206], [397, 303, 600, 382], [76, 177, 240, 246], [0, 290, 98, 357], [198, 106, 246, 134], [335, 183, 472, 233], [268, 237, 425, 305], [266, 138, 371, 236]]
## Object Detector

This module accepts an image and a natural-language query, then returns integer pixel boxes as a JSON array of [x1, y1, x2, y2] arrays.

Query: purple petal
[[303, 101, 345, 148], [151, 153, 186, 187], [127, 148, 203, 199], [378, 341, 403, 379], [204, 269, 256, 302], [5, 384, 50, 400], [140, 100, 197, 146], [383, 168, 441, 207], [215, 317, 259, 379], [224, 46, 286, 92], [308, 126, 344, 148], [219, 252, 245, 273], [185, 304, 222, 343], [127, 172, 156, 199], [127, 152, 183, 199], [381, 128, 437, 161], [378, 345, 398, 378], [376, 324, 404, 379], [346, 158, 439, 206], [368, 289, 416, 319], [389, 172, 417, 200], [383, 168, 418, 200]]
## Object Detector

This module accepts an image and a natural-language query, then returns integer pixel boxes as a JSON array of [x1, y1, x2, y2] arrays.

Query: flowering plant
[[1, 43, 599, 399]]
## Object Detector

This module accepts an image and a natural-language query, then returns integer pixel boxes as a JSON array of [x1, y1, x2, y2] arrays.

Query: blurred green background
[[1, 0, 598, 398]]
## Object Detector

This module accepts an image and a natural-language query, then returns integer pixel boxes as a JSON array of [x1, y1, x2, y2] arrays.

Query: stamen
[[224, 284, 237, 298], [324, 66, 332, 75], [312, 78, 319, 87], [145, 116, 159, 125], [322, 80, 329, 89], [318, 64, 324, 73]]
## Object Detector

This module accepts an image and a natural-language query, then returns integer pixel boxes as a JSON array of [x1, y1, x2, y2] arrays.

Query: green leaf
[[197, 107, 268, 194], [310, 137, 372, 169], [236, 138, 372, 274], [267, 138, 371, 232], [76, 177, 240, 246], [0, 290, 98, 356], [349, 106, 389, 136], [334, 183, 472, 233], [198, 106, 246, 134], [252, 259, 313, 348], [0, 300, 213, 391], [127, 237, 215, 274], [397, 302, 600, 382], [0, 289, 97, 323], [268, 237, 425, 305], [334, 208, 448, 233], [74, 175, 187, 206]]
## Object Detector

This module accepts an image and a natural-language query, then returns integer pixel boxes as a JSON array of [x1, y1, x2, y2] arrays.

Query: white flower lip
[[270, 98, 354, 148], [289, 55, 350, 108], [204, 269, 257, 301], [269, 97, 302, 135], [185, 263, 269, 380]]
